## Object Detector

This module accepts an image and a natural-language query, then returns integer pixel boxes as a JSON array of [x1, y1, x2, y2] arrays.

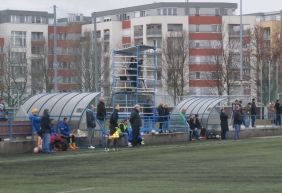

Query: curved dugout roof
[[114, 45, 155, 56], [171, 95, 250, 129], [16, 92, 100, 122]]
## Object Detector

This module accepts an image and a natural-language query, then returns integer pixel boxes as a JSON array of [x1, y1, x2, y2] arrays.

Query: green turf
[[1, 138, 282, 193]]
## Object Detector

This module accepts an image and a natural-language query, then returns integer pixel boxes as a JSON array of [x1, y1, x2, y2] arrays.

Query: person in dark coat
[[96, 97, 107, 129], [41, 109, 51, 153], [163, 104, 170, 133], [250, 98, 256, 127], [86, 104, 96, 149], [157, 103, 165, 133], [188, 115, 200, 141], [220, 108, 229, 140], [128, 57, 137, 88], [275, 99, 281, 126], [105, 104, 120, 151], [233, 105, 242, 140], [129, 104, 142, 147]]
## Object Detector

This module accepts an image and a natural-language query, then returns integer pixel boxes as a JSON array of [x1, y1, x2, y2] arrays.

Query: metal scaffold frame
[[111, 45, 157, 112]]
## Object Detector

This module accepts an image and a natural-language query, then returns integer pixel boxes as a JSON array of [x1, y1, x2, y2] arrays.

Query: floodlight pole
[[53, 5, 58, 93]]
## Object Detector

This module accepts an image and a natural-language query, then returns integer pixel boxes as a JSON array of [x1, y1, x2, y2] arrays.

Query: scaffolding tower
[[111, 45, 157, 112]]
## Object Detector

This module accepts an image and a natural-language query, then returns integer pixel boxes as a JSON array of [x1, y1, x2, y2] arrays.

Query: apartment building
[[82, 2, 257, 101], [1, 3, 277, 106], [48, 15, 91, 93], [0, 10, 49, 103]]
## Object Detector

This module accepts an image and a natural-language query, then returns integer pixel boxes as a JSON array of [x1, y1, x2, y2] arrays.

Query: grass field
[[0, 137, 282, 193]]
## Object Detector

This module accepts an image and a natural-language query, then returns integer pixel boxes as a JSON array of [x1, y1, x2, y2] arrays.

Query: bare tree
[[161, 31, 189, 105], [0, 43, 28, 107], [250, 24, 281, 104], [31, 41, 53, 93], [80, 30, 105, 92]]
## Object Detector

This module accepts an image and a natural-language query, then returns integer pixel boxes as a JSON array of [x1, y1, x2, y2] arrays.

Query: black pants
[[132, 127, 140, 147], [221, 130, 227, 140], [61, 135, 75, 144]]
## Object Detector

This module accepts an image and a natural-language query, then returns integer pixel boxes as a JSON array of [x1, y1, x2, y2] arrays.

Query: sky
[[0, 0, 281, 17]]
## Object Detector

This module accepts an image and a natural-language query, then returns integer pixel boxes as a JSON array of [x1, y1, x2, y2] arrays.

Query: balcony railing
[[146, 29, 162, 37], [134, 31, 143, 38], [229, 31, 250, 37]]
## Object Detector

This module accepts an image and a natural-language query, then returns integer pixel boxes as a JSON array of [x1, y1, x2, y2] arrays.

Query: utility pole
[[92, 12, 100, 92], [53, 5, 58, 92], [278, 10, 282, 99], [239, 0, 243, 95]]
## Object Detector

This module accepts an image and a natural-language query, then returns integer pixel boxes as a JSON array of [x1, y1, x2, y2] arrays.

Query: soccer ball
[[33, 147, 40, 153]]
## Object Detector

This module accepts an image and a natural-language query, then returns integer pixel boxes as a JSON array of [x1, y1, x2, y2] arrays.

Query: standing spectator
[[128, 57, 137, 88], [130, 104, 142, 147], [86, 104, 96, 149], [157, 103, 165, 133], [105, 104, 120, 151], [267, 102, 276, 125], [29, 108, 41, 149], [163, 104, 170, 133], [188, 115, 200, 141], [233, 105, 242, 140], [220, 108, 229, 140], [195, 114, 206, 137], [58, 117, 77, 150], [250, 98, 257, 128], [41, 109, 51, 153], [96, 97, 107, 129], [275, 99, 280, 126]]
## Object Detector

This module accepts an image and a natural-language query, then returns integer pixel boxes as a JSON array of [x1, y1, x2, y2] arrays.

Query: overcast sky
[[0, 0, 281, 17]]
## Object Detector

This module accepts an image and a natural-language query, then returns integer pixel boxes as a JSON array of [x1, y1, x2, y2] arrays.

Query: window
[[31, 32, 44, 41], [189, 8, 197, 16], [195, 72, 201, 79], [168, 24, 183, 32], [11, 31, 26, 47], [32, 46, 44, 55], [157, 9, 161, 16], [10, 52, 26, 64], [58, 33, 66, 40], [122, 13, 129, 20], [31, 59, 43, 72], [158, 8, 177, 16], [199, 25, 221, 32], [190, 40, 222, 48], [11, 65, 27, 78], [32, 16, 42, 23], [104, 29, 110, 40], [199, 8, 217, 16], [140, 10, 146, 17], [190, 56, 222, 64], [10, 15, 20, 23]]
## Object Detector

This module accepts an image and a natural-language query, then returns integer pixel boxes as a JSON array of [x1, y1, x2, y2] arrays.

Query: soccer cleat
[[88, 146, 95, 149]]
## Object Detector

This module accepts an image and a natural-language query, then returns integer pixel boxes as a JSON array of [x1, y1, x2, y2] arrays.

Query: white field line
[[56, 187, 96, 193]]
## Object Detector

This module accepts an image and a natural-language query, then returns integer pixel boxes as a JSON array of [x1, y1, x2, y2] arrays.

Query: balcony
[[229, 30, 250, 37], [146, 29, 162, 38], [134, 31, 143, 39], [104, 34, 110, 41]]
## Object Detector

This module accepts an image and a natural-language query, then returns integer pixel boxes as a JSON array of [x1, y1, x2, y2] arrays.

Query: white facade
[[0, 22, 48, 95]]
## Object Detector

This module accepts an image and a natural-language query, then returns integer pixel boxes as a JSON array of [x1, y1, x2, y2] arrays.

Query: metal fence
[[1, 112, 281, 142]]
